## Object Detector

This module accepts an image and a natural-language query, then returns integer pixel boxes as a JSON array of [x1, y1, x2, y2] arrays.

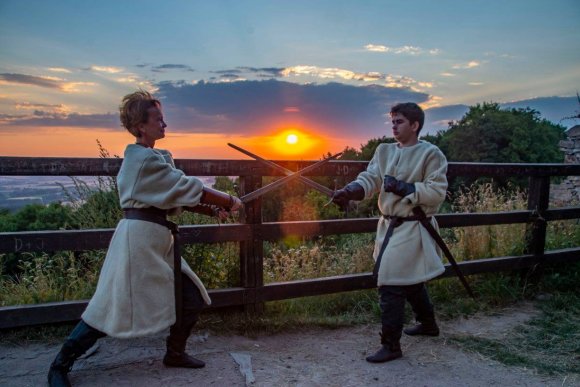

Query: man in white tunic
[[48, 91, 242, 387], [333, 103, 448, 363]]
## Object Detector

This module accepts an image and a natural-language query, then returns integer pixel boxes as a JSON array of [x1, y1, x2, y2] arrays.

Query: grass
[[198, 289, 381, 337], [448, 264, 580, 377]]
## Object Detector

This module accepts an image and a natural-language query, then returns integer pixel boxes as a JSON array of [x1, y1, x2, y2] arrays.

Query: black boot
[[163, 315, 204, 369], [47, 320, 105, 387], [164, 274, 205, 368], [163, 334, 205, 368], [403, 317, 440, 336], [365, 326, 402, 363]]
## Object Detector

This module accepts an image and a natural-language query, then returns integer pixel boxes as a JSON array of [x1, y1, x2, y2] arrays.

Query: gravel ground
[[0, 302, 577, 387]]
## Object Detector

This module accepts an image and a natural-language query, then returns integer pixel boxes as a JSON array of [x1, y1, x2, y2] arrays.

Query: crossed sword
[[228, 143, 475, 299]]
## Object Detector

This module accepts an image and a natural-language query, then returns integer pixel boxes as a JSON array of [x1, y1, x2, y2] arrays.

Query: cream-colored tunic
[[355, 141, 448, 286], [82, 144, 211, 338]]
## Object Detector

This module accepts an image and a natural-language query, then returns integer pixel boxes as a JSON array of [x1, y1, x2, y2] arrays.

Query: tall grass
[[449, 183, 528, 259], [263, 234, 375, 283], [0, 251, 102, 306]]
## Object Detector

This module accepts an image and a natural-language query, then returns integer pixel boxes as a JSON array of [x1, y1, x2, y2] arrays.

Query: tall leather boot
[[163, 310, 205, 369], [403, 315, 440, 336], [365, 325, 402, 363], [404, 284, 440, 337], [47, 320, 105, 387]]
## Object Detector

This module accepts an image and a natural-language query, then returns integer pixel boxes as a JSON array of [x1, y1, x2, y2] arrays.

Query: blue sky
[[1, 0, 579, 158]]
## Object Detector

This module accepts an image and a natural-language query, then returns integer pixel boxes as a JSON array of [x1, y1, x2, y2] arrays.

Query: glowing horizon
[[0, 125, 352, 160]]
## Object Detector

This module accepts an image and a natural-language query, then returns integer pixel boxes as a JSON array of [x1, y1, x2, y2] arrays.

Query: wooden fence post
[[524, 176, 550, 276], [238, 174, 264, 314]]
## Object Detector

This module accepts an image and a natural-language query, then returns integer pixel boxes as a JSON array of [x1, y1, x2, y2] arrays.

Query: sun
[[286, 133, 298, 144]]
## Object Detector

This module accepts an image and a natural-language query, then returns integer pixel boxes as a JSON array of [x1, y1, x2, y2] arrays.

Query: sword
[[227, 143, 335, 197], [239, 151, 343, 203]]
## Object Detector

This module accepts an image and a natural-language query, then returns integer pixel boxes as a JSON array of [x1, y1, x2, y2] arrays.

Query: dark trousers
[[378, 283, 434, 332]]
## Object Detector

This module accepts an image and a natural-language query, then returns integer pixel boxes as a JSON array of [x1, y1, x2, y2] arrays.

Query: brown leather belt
[[123, 207, 183, 328]]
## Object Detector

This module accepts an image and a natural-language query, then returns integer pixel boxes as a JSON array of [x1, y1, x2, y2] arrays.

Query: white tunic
[[355, 141, 448, 286], [82, 144, 211, 338]]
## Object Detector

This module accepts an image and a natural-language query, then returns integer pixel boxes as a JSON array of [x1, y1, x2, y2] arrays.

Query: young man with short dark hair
[[333, 102, 448, 362]]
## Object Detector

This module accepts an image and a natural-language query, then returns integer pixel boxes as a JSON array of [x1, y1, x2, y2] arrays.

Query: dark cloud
[[424, 104, 469, 133], [238, 67, 285, 77], [1, 112, 118, 130], [17, 102, 65, 109], [151, 64, 195, 73], [155, 79, 428, 137], [502, 96, 579, 124], [217, 73, 242, 80], [0, 73, 62, 89], [212, 69, 243, 75], [212, 67, 285, 78]]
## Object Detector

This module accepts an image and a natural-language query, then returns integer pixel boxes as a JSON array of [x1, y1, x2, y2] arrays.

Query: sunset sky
[[1, 0, 579, 160]]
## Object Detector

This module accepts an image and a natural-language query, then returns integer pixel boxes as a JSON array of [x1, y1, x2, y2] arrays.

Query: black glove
[[384, 175, 415, 197], [332, 182, 365, 209]]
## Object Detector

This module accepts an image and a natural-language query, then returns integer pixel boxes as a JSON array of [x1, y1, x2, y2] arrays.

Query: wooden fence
[[1, 157, 580, 329]]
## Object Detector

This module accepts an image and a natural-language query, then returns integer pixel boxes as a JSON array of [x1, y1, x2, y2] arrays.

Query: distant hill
[[0, 175, 217, 211], [424, 96, 580, 134]]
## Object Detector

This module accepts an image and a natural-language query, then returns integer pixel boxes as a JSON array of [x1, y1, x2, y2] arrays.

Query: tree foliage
[[431, 102, 565, 163], [0, 203, 75, 232]]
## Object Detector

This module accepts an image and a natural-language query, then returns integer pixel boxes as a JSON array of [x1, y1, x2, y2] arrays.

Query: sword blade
[[239, 151, 343, 203], [228, 143, 334, 197]]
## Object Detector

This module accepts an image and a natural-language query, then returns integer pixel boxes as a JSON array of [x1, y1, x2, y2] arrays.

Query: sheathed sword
[[239, 151, 343, 203], [228, 143, 335, 197], [412, 206, 476, 299]]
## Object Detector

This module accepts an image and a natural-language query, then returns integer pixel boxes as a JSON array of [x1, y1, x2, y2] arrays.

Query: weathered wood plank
[[2, 157, 580, 177], [436, 211, 532, 227], [447, 163, 580, 177], [544, 207, 580, 221], [2, 207, 577, 254], [239, 175, 264, 313], [258, 247, 580, 302], [0, 287, 249, 329], [259, 219, 378, 240], [524, 176, 550, 257], [439, 247, 580, 277], [0, 224, 252, 253]]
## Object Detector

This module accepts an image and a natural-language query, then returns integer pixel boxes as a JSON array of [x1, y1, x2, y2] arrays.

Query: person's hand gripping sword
[[329, 181, 365, 212]]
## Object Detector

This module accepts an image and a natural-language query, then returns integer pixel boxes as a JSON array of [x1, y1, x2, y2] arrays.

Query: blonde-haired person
[[48, 90, 242, 386]]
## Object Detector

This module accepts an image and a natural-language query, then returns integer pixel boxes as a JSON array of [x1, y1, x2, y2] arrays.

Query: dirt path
[[1, 302, 576, 387]]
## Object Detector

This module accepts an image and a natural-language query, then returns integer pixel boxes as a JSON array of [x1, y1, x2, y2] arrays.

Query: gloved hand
[[332, 181, 365, 209], [384, 175, 415, 197]]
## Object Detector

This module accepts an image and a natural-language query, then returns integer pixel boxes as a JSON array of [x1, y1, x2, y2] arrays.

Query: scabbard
[[173, 230, 183, 330], [412, 207, 476, 299]]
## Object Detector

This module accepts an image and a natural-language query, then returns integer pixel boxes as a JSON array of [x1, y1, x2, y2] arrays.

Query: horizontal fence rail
[[1, 156, 580, 329], [3, 208, 580, 253], [3, 157, 580, 177]]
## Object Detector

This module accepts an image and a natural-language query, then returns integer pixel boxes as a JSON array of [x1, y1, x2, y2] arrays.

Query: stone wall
[[550, 125, 580, 205]]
